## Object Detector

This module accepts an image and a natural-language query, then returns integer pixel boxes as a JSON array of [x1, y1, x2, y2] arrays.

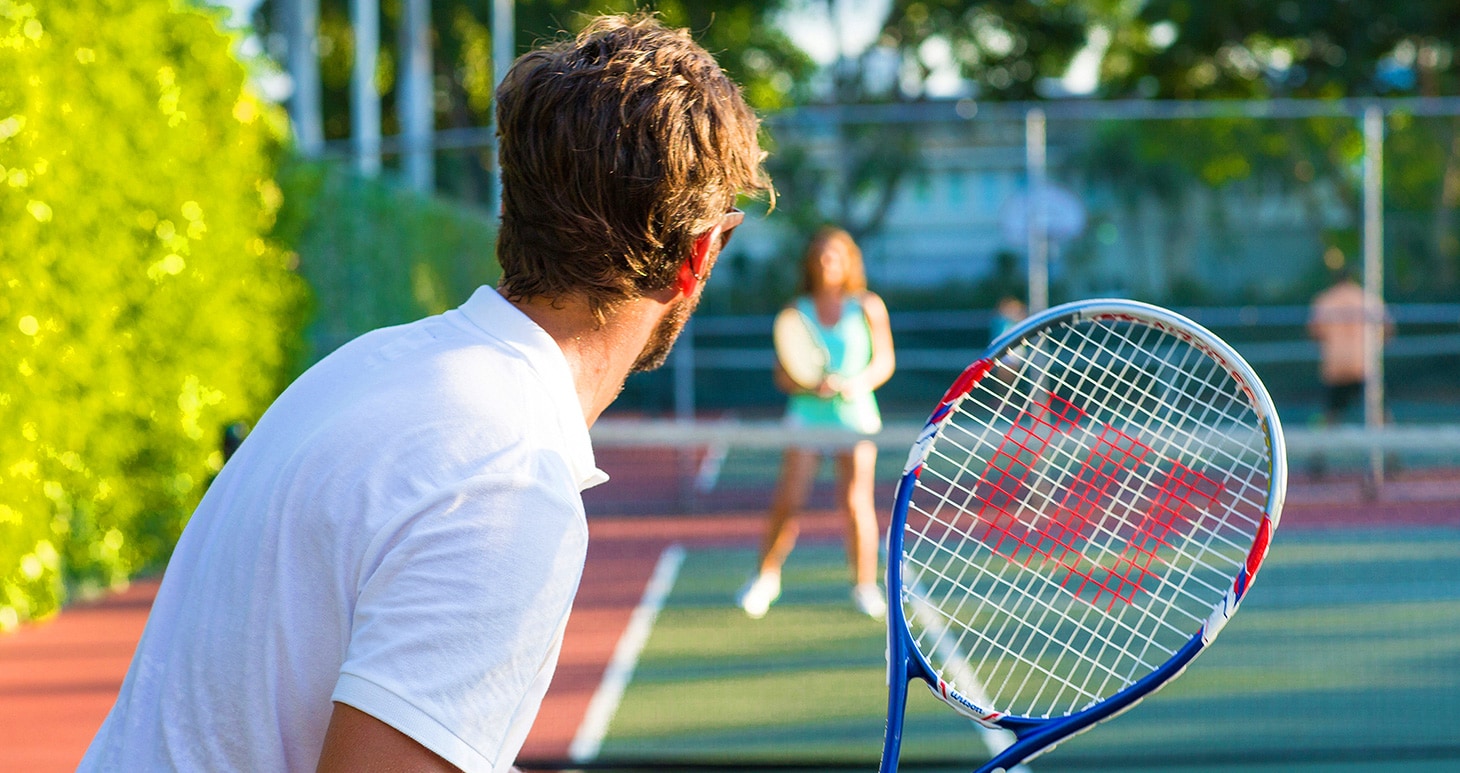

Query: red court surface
[[2, 474, 1456, 771], [0, 508, 852, 771]]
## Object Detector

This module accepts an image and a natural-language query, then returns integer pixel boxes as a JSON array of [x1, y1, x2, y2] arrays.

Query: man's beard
[[631, 292, 698, 373]]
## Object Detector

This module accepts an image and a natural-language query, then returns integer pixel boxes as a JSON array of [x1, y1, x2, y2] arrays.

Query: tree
[[1098, 0, 1460, 100], [255, 0, 815, 203], [760, 1, 1092, 253], [1085, 0, 1460, 300], [882, 0, 1089, 100]]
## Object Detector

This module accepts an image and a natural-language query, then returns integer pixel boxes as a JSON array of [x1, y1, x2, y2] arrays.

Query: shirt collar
[[456, 286, 609, 490]]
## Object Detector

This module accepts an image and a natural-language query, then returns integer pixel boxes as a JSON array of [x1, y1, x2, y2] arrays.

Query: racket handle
[[878, 669, 909, 773]]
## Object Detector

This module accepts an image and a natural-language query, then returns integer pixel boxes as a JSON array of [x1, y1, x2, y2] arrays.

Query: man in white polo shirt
[[80, 14, 769, 773]]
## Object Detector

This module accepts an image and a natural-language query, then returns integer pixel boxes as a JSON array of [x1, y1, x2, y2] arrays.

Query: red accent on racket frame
[[1235, 515, 1274, 599], [934, 360, 993, 418]]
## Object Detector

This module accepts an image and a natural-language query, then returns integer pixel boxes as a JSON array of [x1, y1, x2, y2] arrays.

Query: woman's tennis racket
[[881, 299, 1286, 772], [773, 305, 829, 391]]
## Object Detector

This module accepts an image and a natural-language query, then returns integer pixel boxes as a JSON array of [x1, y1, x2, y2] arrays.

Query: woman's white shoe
[[852, 582, 887, 621], [736, 573, 782, 619]]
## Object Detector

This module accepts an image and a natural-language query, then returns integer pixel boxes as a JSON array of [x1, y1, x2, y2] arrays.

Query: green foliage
[[884, 0, 1091, 99], [1072, 1, 1460, 302], [0, 0, 306, 628], [282, 0, 813, 143], [277, 161, 500, 364], [1104, 0, 1460, 100]]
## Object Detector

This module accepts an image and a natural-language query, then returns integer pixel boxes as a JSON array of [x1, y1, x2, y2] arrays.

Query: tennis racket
[[881, 299, 1286, 772], [773, 305, 829, 391]]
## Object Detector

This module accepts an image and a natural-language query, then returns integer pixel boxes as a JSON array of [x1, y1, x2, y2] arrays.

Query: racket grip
[[878, 670, 910, 773]]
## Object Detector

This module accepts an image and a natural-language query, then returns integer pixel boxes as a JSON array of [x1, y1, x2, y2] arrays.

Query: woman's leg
[[757, 447, 820, 575], [738, 447, 820, 618], [837, 439, 882, 588]]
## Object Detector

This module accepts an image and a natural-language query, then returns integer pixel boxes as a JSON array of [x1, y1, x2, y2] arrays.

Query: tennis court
[[3, 424, 1457, 771], [525, 428, 1460, 772]]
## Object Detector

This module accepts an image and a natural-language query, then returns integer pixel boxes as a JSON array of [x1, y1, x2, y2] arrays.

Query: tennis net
[[584, 417, 1460, 515]]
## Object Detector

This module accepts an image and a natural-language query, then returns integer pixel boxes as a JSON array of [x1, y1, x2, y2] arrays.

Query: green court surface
[[591, 527, 1460, 771]]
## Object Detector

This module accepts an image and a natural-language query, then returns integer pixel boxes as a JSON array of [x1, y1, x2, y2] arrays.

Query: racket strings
[[971, 319, 1265, 701], [906, 451, 1190, 715], [902, 317, 1273, 719], [910, 421, 1216, 636], [905, 447, 1193, 713], [1023, 322, 1270, 564]]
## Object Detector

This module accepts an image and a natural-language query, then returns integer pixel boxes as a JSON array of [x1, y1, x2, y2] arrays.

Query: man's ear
[[677, 230, 715, 296]]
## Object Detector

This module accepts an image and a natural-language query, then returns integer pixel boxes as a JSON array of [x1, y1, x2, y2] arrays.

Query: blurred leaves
[[1072, 1, 1460, 298], [261, 0, 816, 139], [1099, 0, 1460, 100], [276, 159, 501, 362], [0, 0, 306, 627]]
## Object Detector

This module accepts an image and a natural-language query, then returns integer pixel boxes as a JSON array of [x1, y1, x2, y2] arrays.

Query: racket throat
[[929, 679, 1004, 728]]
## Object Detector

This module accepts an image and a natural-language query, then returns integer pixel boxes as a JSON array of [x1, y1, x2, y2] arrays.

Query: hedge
[[276, 161, 501, 365], [0, 0, 306, 628]]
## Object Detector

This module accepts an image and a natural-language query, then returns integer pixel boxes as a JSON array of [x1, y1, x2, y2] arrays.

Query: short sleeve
[[331, 467, 588, 772]]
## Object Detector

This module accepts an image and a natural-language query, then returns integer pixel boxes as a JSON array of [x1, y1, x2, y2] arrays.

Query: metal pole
[[674, 318, 696, 422], [350, 0, 380, 177], [673, 318, 697, 509], [398, 0, 433, 193], [288, 0, 323, 157], [1025, 107, 1049, 313], [1362, 104, 1386, 487], [490, 0, 514, 216]]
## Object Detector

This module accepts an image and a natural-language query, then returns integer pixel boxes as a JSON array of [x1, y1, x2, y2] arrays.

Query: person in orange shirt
[[1307, 269, 1392, 427]]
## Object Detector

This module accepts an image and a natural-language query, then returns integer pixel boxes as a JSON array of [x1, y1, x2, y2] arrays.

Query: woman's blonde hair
[[800, 226, 867, 294]]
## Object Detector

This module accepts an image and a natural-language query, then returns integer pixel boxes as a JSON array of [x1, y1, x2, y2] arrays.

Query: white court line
[[568, 543, 686, 763], [906, 584, 1032, 773], [694, 442, 728, 492]]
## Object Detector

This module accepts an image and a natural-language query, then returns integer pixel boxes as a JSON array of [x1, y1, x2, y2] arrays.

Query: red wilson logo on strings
[[968, 394, 1224, 610]]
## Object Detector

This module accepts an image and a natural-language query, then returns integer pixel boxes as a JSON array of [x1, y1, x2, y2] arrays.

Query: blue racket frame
[[878, 299, 1285, 773]]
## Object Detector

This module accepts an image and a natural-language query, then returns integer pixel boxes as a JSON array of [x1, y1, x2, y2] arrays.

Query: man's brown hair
[[495, 14, 771, 320]]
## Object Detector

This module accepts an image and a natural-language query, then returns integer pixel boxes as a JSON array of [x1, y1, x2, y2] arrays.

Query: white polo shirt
[[81, 287, 607, 772]]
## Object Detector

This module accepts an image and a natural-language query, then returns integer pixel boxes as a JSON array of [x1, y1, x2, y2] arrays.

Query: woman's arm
[[845, 292, 896, 394]]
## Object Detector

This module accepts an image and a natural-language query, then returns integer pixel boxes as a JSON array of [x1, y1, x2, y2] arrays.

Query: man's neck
[[506, 293, 663, 426]]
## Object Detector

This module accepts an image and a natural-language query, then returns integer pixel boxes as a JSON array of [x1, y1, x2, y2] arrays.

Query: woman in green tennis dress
[[737, 226, 896, 620]]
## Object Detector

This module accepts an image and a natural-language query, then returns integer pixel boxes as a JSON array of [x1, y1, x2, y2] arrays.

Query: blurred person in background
[[989, 294, 1027, 343], [80, 14, 769, 773], [1307, 266, 1394, 483], [737, 226, 896, 621], [1308, 267, 1392, 429]]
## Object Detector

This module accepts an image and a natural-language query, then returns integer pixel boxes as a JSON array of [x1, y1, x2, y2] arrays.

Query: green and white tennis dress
[[784, 295, 882, 436]]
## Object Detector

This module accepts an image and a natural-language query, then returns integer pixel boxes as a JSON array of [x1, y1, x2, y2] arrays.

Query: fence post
[[490, 0, 514, 216], [286, 0, 323, 158], [349, 0, 381, 177], [1025, 107, 1049, 313], [399, 0, 434, 193], [674, 317, 696, 422], [673, 318, 697, 510], [1361, 103, 1386, 487]]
